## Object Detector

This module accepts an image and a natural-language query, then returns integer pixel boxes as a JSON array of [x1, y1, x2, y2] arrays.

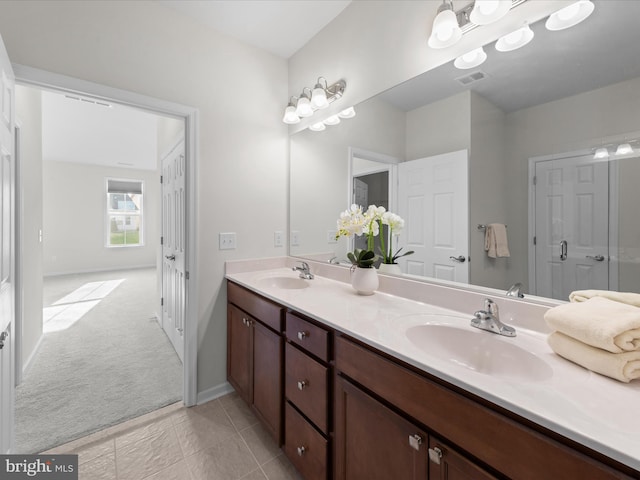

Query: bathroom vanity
[[226, 260, 640, 480]]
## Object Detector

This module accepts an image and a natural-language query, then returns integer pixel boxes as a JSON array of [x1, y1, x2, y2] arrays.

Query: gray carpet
[[16, 268, 182, 453]]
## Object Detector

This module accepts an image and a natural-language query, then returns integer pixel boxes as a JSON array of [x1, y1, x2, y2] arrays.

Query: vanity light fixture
[[615, 143, 633, 156], [593, 147, 609, 159], [428, 0, 463, 49], [323, 114, 341, 126], [282, 77, 346, 124], [454, 46, 488, 69], [545, 0, 594, 31], [338, 106, 356, 119], [495, 24, 534, 52], [469, 0, 511, 25], [309, 122, 326, 132], [282, 97, 300, 124]]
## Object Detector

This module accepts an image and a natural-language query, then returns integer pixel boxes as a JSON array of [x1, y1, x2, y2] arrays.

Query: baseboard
[[22, 332, 44, 379], [197, 382, 235, 405], [44, 264, 156, 278]]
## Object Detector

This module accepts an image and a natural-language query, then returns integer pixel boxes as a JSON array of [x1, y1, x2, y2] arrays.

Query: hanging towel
[[548, 332, 640, 383], [484, 223, 510, 258], [569, 289, 640, 308], [544, 296, 640, 353]]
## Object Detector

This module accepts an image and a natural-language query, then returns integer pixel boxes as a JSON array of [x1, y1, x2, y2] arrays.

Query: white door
[[161, 143, 185, 362], [398, 150, 468, 282], [0, 33, 16, 454], [534, 156, 609, 301]]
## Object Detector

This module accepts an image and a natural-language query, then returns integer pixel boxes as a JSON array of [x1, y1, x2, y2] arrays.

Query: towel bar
[[477, 224, 507, 231]]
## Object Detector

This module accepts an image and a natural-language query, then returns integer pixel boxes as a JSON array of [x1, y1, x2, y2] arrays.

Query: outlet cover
[[219, 232, 237, 250], [290, 230, 300, 247], [327, 230, 337, 244], [274, 231, 284, 247]]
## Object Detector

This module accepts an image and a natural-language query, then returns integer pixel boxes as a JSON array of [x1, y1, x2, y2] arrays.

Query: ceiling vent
[[455, 70, 488, 86]]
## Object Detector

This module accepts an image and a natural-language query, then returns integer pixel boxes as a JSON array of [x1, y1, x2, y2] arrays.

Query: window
[[106, 178, 143, 247]]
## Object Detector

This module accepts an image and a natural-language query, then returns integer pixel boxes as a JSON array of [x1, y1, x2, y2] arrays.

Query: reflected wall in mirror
[[289, 0, 640, 301]]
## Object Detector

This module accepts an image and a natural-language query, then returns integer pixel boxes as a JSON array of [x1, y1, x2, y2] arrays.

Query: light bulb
[[593, 147, 609, 159], [311, 85, 329, 109], [545, 0, 594, 31], [282, 105, 300, 124], [470, 0, 511, 25], [495, 25, 534, 52], [338, 107, 356, 118], [309, 122, 326, 132], [615, 143, 633, 155], [428, 6, 462, 49], [323, 115, 341, 126], [454, 47, 487, 69], [295, 95, 313, 118]]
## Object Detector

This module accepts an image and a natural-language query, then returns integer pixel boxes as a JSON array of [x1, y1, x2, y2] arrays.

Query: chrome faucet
[[292, 261, 314, 280], [506, 282, 525, 298], [471, 299, 516, 337]]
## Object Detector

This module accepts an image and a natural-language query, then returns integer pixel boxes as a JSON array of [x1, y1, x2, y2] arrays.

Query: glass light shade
[[454, 47, 487, 69], [593, 147, 609, 159], [428, 8, 462, 49], [469, 0, 511, 25], [282, 105, 300, 124], [495, 25, 534, 52], [615, 143, 633, 155], [311, 86, 329, 109], [545, 0, 594, 31], [309, 122, 326, 132], [295, 96, 313, 117], [323, 115, 341, 126], [338, 106, 356, 118]]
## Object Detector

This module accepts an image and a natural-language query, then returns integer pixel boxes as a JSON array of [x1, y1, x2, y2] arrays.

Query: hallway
[[16, 268, 182, 453]]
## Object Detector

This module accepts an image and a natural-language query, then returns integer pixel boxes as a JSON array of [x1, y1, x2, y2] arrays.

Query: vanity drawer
[[286, 311, 329, 361], [285, 342, 328, 433], [227, 281, 283, 332], [284, 402, 327, 480]]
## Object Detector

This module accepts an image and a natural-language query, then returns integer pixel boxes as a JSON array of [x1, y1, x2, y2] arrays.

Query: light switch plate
[[274, 231, 284, 247], [219, 232, 236, 250], [327, 230, 337, 244], [290, 230, 300, 247]]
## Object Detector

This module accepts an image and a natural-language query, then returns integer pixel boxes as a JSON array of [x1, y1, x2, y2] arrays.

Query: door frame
[[528, 148, 619, 297], [13, 64, 198, 406]]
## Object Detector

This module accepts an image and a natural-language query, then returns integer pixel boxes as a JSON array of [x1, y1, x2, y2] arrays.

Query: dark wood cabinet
[[334, 375, 428, 480], [227, 282, 283, 444]]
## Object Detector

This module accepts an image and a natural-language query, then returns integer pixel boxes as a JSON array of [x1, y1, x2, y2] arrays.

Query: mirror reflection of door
[[352, 171, 389, 261], [533, 155, 610, 301]]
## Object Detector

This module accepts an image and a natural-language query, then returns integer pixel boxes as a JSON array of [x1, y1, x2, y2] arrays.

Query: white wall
[[15, 85, 43, 369], [0, 0, 288, 396], [42, 161, 159, 275]]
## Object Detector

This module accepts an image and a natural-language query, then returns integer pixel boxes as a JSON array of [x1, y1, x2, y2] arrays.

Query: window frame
[[105, 177, 145, 248]]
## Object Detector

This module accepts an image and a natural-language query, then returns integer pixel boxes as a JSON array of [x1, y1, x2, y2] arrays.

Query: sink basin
[[256, 276, 310, 290], [406, 323, 553, 381]]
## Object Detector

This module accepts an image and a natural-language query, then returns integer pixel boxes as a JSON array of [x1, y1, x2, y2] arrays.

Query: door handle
[[449, 255, 466, 263], [586, 254, 605, 262], [0, 331, 8, 350], [560, 240, 568, 261], [165, 254, 176, 261]]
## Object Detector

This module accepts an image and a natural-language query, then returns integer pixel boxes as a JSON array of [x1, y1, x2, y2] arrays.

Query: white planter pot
[[378, 263, 402, 275], [350, 267, 379, 295]]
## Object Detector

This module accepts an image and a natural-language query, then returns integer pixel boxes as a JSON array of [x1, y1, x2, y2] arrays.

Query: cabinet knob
[[242, 317, 252, 327], [297, 380, 308, 391], [297, 446, 306, 456], [428, 446, 443, 465], [297, 331, 308, 341], [408, 434, 423, 451]]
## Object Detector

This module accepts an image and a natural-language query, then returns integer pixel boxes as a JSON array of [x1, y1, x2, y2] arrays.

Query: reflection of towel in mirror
[[569, 289, 640, 308], [544, 296, 640, 353], [548, 332, 640, 383], [484, 223, 510, 258]]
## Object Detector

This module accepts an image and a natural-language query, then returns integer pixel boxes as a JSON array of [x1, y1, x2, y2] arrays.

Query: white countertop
[[226, 264, 640, 472]]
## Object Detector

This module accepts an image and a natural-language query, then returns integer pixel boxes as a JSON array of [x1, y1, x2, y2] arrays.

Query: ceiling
[[155, 0, 352, 58]]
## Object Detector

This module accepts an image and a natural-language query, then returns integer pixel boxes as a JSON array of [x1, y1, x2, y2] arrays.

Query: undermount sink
[[406, 320, 553, 382], [256, 276, 310, 290]]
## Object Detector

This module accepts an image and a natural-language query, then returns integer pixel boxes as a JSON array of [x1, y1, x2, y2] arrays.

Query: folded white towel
[[548, 332, 640, 383], [569, 289, 640, 308], [484, 223, 510, 258], [544, 296, 640, 353]]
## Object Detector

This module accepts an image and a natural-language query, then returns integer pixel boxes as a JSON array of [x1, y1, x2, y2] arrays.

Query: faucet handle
[[484, 299, 499, 317]]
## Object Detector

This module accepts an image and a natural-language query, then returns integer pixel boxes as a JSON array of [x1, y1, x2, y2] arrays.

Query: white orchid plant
[[335, 204, 413, 267]]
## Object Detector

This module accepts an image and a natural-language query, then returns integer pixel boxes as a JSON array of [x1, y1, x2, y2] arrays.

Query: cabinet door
[[227, 304, 252, 404], [253, 320, 283, 444], [428, 437, 498, 480], [334, 376, 428, 480]]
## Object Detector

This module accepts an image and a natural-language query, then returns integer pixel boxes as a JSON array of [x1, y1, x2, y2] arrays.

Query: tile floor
[[44, 393, 303, 480]]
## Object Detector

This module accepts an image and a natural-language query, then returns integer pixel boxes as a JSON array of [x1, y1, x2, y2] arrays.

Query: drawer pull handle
[[297, 446, 306, 456], [297, 331, 309, 341], [297, 380, 308, 391], [428, 446, 443, 464], [408, 434, 423, 451], [242, 317, 252, 327]]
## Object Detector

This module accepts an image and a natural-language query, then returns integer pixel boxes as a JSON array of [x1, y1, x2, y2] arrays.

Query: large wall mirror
[[289, 1, 640, 301]]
